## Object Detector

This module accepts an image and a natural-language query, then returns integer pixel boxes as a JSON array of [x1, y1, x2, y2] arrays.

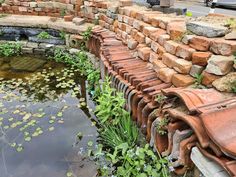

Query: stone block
[[158, 34, 170, 46], [149, 28, 166, 41], [138, 47, 151, 61], [152, 59, 167, 72], [167, 21, 186, 41], [205, 55, 234, 75], [151, 41, 160, 53], [150, 52, 159, 62], [172, 59, 192, 74], [176, 44, 195, 60], [210, 39, 236, 56], [162, 52, 176, 68], [163, 40, 179, 55], [127, 39, 138, 50]]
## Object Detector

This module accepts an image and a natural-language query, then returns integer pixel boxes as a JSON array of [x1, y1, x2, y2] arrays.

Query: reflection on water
[[0, 56, 97, 177]]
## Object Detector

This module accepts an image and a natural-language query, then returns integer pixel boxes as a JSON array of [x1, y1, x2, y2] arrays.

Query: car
[[147, 0, 160, 6], [206, 0, 236, 9]]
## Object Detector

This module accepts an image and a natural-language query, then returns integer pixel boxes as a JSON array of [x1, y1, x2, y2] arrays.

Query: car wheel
[[206, 0, 213, 7]]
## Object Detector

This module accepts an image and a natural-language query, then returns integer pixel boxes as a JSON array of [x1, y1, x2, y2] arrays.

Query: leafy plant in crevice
[[155, 94, 166, 104], [156, 117, 169, 136], [193, 73, 205, 89], [185, 11, 193, 17], [37, 31, 51, 39], [59, 31, 66, 40], [80, 26, 93, 50], [60, 8, 66, 17], [0, 42, 22, 57], [225, 18, 236, 30]]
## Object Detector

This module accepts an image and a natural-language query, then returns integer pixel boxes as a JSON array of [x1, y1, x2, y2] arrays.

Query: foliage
[[232, 80, 236, 93], [156, 117, 169, 135], [59, 31, 66, 39], [0, 42, 22, 57], [0, 0, 5, 5], [80, 26, 93, 50], [0, 30, 3, 36], [225, 18, 236, 29], [193, 73, 205, 89], [95, 77, 128, 125], [37, 31, 51, 39], [93, 143, 170, 177], [185, 11, 193, 17], [100, 113, 139, 149], [60, 9, 66, 17], [155, 94, 166, 104]]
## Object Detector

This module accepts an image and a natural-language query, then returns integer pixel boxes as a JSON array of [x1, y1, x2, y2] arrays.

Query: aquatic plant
[[37, 31, 51, 39], [0, 42, 22, 57]]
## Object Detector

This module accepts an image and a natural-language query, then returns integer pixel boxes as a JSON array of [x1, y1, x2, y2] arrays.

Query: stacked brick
[[0, 0, 83, 16], [82, 0, 236, 92]]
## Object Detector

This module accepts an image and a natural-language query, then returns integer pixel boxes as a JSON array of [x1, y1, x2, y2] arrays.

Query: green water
[[0, 55, 98, 177]]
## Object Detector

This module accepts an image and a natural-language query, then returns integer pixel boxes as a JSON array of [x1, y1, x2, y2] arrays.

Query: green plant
[[225, 18, 236, 29], [155, 94, 166, 104], [59, 31, 66, 40], [96, 143, 170, 177], [100, 113, 139, 150], [0, 30, 3, 36], [80, 26, 93, 50], [0, 42, 22, 57], [37, 31, 51, 39], [60, 9, 66, 17], [193, 73, 204, 89], [93, 19, 99, 25], [0, 0, 5, 5], [232, 81, 236, 93], [156, 117, 169, 135], [95, 77, 128, 125]]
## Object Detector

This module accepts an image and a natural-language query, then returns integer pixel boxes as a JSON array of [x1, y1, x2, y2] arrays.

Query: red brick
[[150, 52, 160, 62], [163, 40, 179, 55], [138, 47, 151, 61], [172, 74, 194, 87], [162, 53, 176, 68], [149, 28, 166, 41], [64, 15, 74, 21], [172, 59, 192, 74], [192, 52, 212, 66], [135, 32, 145, 43], [158, 68, 177, 83], [202, 71, 221, 87], [152, 59, 167, 72], [176, 44, 195, 60], [143, 26, 159, 37], [189, 36, 212, 51], [157, 34, 170, 46], [210, 39, 236, 56], [167, 21, 186, 41]]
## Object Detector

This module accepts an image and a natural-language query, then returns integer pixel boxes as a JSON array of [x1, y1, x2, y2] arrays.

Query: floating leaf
[[24, 136, 31, 142], [66, 171, 73, 177], [57, 112, 63, 117], [16, 145, 23, 152], [48, 127, 55, 131], [87, 141, 93, 147]]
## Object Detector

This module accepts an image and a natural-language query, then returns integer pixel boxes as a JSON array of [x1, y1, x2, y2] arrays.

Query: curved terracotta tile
[[200, 98, 236, 158], [162, 88, 223, 113]]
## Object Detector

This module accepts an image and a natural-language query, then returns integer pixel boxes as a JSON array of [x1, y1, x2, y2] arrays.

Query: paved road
[[175, 1, 236, 17], [133, 0, 236, 17]]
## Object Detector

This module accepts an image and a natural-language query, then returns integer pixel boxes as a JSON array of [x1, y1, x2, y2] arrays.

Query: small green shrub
[[0, 42, 22, 57], [155, 94, 166, 104], [80, 26, 93, 50], [60, 9, 66, 17], [193, 73, 205, 89], [225, 18, 236, 29], [156, 117, 169, 135], [37, 31, 51, 39], [59, 31, 66, 40]]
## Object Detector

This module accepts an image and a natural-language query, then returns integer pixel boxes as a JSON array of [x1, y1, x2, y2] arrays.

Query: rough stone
[[192, 52, 212, 66], [152, 59, 167, 72], [190, 65, 204, 77], [26, 42, 38, 48], [162, 53, 176, 68], [182, 35, 195, 45], [172, 74, 195, 87], [72, 17, 85, 26], [157, 34, 170, 46], [225, 31, 236, 40], [205, 55, 234, 75], [158, 68, 177, 83], [212, 72, 236, 92], [149, 52, 159, 62], [167, 21, 186, 40], [187, 21, 228, 38], [29, 36, 65, 45], [151, 41, 160, 53], [210, 39, 236, 56]]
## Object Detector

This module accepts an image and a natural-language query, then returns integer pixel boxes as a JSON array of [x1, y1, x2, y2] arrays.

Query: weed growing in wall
[[37, 31, 51, 39]]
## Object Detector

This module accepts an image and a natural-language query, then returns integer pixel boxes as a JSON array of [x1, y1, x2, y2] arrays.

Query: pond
[[0, 55, 98, 177]]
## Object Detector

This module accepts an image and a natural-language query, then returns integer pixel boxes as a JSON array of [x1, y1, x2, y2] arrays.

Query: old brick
[[210, 39, 236, 56], [172, 59, 192, 74], [152, 59, 167, 72], [167, 21, 186, 41], [163, 40, 179, 55], [151, 41, 160, 53], [119, 0, 132, 7], [64, 15, 74, 21], [162, 53, 176, 68], [143, 26, 158, 37], [190, 65, 204, 77], [172, 74, 194, 87], [149, 28, 166, 41], [150, 52, 159, 62], [176, 44, 195, 60], [145, 37, 152, 46], [189, 36, 212, 51], [192, 52, 212, 66], [135, 32, 145, 43], [128, 39, 138, 50], [138, 47, 151, 61], [158, 68, 177, 83], [158, 34, 170, 46], [157, 45, 166, 57], [202, 71, 221, 87]]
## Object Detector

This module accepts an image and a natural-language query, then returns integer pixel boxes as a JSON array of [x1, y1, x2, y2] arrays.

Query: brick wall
[[0, 0, 84, 16]]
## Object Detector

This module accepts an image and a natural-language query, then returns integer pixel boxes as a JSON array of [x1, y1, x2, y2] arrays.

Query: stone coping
[[0, 15, 94, 34]]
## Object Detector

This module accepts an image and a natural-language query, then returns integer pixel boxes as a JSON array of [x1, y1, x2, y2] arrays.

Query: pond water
[[0, 56, 98, 177]]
